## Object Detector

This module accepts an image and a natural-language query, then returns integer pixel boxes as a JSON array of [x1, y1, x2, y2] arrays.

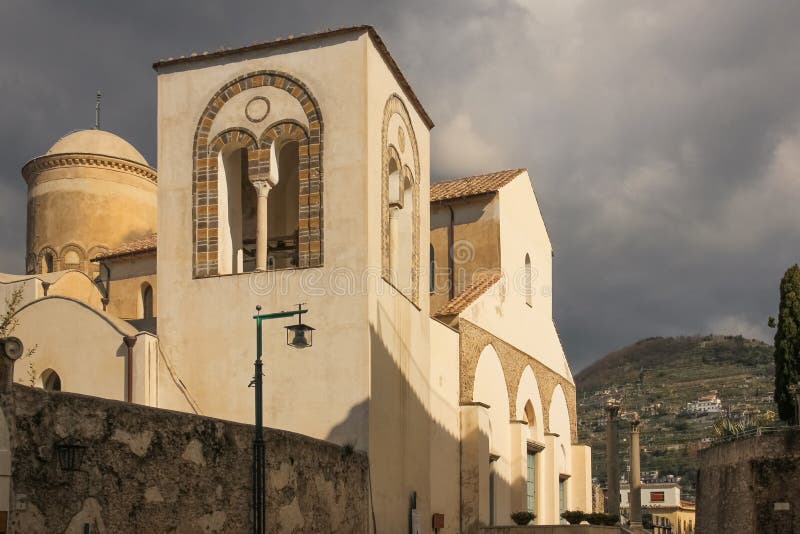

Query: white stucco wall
[[429, 318, 460, 532], [11, 297, 134, 400], [155, 33, 372, 449], [365, 35, 434, 531], [460, 173, 573, 382]]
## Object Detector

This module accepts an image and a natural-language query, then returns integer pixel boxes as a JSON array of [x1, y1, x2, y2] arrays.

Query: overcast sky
[[2, 1, 799, 371]]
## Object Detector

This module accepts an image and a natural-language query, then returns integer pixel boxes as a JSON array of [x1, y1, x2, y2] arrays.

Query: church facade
[[1, 26, 590, 532]]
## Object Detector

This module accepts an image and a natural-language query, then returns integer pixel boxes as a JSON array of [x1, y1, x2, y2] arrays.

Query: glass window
[[527, 450, 537, 514]]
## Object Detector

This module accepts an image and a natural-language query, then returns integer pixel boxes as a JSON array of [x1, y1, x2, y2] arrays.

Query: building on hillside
[[620, 482, 695, 533], [0, 26, 591, 532], [687, 392, 723, 414]]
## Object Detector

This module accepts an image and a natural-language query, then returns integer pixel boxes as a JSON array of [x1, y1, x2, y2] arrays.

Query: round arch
[[192, 70, 324, 277]]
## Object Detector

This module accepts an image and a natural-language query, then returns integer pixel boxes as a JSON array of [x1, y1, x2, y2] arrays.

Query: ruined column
[[605, 399, 621, 517], [253, 181, 272, 271], [629, 415, 642, 529]]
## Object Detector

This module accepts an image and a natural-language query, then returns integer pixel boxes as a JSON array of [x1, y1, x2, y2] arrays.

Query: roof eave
[[151, 25, 433, 130]]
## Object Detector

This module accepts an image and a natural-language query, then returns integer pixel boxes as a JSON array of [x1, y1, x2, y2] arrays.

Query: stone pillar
[[605, 400, 621, 517], [629, 416, 642, 529], [253, 181, 272, 271]]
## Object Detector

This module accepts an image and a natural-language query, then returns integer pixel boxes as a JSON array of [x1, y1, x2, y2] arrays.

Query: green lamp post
[[251, 303, 313, 534]]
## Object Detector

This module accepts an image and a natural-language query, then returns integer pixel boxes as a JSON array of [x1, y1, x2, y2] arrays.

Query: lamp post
[[251, 304, 313, 534]]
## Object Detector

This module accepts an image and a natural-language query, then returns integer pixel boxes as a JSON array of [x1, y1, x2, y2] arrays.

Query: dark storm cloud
[[2, 0, 799, 370]]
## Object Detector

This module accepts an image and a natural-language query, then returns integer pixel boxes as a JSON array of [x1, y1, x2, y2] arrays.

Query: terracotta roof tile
[[152, 25, 433, 129], [93, 234, 157, 261], [430, 169, 525, 202], [434, 271, 502, 316]]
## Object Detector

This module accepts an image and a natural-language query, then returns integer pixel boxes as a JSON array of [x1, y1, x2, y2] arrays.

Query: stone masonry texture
[[696, 428, 800, 534], [1, 385, 368, 533]]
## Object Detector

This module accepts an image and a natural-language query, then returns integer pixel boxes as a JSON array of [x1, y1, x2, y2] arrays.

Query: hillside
[[576, 335, 777, 498]]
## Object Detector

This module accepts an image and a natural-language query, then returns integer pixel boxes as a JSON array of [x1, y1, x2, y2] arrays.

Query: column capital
[[630, 414, 641, 433], [251, 180, 273, 198], [605, 399, 621, 419]]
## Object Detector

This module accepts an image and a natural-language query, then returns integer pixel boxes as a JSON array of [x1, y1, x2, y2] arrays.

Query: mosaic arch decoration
[[192, 71, 323, 277], [381, 94, 421, 305]]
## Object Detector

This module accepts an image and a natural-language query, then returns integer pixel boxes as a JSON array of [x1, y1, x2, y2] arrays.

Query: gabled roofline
[[152, 25, 434, 130]]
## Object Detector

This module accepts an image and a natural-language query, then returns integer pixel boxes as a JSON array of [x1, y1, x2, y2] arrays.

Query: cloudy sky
[[2, 1, 799, 370]]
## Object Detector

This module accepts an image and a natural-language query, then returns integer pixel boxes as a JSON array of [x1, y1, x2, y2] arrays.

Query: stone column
[[253, 181, 272, 271], [629, 416, 642, 529], [605, 400, 621, 517]]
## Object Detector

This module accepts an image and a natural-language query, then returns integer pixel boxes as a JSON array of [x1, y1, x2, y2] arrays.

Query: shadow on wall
[[323, 317, 527, 534]]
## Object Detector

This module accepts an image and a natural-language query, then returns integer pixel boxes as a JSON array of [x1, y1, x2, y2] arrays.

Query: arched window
[[63, 250, 81, 270], [388, 162, 414, 294], [218, 144, 257, 275], [524, 253, 532, 307], [430, 244, 435, 294], [267, 140, 300, 268], [42, 252, 55, 273], [141, 283, 154, 319], [41, 369, 61, 392]]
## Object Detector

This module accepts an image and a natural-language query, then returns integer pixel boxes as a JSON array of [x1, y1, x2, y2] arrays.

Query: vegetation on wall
[[1, 286, 37, 384], [768, 264, 800, 424]]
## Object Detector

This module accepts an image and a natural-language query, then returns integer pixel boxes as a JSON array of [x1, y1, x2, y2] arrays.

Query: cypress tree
[[771, 264, 800, 423]]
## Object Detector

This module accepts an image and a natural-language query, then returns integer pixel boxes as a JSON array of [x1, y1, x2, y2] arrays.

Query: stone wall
[[480, 526, 622, 534], [696, 428, 800, 534], [0, 385, 368, 533]]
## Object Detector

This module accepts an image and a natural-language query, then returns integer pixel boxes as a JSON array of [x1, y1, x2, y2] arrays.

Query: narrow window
[[141, 283, 154, 319], [527, 449, 537, 514], [217, 147, 248, 274], [559, 476, 568, 516], [43, 252, 54, 273], [429, 244, 435, 293], [267, 141, 300, 268], [524, 253, 532, 307]]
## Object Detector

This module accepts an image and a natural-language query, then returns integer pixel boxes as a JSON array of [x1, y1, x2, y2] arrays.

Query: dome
[[46, 129, 149, 166]]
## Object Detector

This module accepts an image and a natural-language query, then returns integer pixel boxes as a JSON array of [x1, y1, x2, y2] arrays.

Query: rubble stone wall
[[0, 385, 369, 533]]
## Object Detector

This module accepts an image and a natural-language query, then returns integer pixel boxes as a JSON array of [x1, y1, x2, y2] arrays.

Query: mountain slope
[[576, 334, 776, 495]]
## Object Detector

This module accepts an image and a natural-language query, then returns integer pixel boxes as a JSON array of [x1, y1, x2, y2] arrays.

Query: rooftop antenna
[[95, 91, 102, 130]]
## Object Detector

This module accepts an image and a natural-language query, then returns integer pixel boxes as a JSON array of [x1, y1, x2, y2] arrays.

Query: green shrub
[[585, 513, 619, 526], [510, 511, 534, 525], [560, 510, 585, 524]]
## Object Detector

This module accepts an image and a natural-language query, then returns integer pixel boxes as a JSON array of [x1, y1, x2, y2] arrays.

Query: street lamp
[[251, 303, 313, 534]]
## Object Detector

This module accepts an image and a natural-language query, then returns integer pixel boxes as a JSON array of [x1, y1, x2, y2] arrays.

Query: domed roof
[[46, 129, 149, 166]]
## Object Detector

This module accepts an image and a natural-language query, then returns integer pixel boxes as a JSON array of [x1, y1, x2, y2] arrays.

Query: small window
[[41, 369, 62, 391], [43, 252, 55, 273], [524, 253, 532, 307], [650, 491, 665, 503], [429, 244, 435, 293], [141, 283, 154, 319]]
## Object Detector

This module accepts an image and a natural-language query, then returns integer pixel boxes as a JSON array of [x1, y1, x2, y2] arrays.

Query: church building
[[1, 26, 590, 532]]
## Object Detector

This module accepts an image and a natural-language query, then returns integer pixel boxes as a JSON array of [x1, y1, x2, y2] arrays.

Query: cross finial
[[95, 91, 102, 129]]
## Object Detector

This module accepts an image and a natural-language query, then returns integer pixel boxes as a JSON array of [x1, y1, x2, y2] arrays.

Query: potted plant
[[560, 510, 585, 524], [510, 511, 535, 525]]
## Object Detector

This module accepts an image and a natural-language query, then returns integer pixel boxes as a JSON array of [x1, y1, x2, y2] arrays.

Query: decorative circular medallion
[[397, 126, 406, 152], [245, 96, 270, 123]]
